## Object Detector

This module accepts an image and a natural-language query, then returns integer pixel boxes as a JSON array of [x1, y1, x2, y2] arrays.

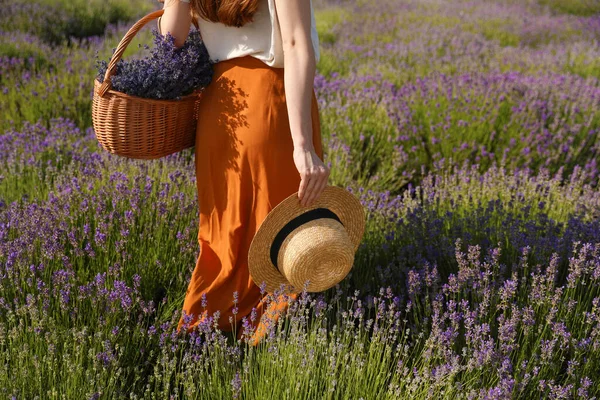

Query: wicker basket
[[92, 9, 203, 160]]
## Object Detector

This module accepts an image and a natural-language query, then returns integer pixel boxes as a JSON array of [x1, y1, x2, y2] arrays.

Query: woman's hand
[[293, 145, 329, 207]]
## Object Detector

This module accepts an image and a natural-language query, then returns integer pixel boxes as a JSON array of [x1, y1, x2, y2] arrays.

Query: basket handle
[[98, 9, 200, 97]]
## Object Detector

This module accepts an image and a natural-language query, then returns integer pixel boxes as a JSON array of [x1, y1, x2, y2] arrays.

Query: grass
[[315, 6, 353, 45], [538, 0, 600, 16]]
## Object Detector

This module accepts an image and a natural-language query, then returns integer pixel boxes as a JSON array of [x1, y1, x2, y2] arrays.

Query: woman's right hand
[[293, 145, 329, 207]]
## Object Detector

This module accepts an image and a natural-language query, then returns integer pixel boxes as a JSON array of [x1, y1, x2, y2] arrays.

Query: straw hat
[[248, 185, 365, 295]]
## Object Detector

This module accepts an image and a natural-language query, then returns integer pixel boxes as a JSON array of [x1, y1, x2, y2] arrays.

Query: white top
[[172, 0, 320, 68]]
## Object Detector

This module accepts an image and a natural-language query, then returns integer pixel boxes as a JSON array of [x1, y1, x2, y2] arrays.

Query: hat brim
[[248, 185, 365, 294]]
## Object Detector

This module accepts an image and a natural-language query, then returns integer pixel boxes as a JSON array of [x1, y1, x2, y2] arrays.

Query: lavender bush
[[0, 0, 156, 45], [0, 31, 55, 78], [318, 70, 600, 193], [1, 135, 600, 397], [95, 29, 214, 100], [0, 21, 144, 132]]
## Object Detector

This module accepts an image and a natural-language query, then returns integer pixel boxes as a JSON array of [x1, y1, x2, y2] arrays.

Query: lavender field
[[1, 0, 600, 398]]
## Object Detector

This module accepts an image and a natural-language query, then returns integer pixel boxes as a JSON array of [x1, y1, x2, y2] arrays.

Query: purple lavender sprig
[[95, 28, 213, 100]]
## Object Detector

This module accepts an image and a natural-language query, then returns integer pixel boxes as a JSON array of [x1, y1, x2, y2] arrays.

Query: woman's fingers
[[313, 167, 329, 204], [297, 173, 309, 203], [314, 170, 329, 203], [293, 147, 330, 207], [302, 166, 329, 207], [300, 174, 317, 207]]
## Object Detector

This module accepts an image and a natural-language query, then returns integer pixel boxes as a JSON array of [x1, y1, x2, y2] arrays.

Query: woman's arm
[[157, 0, 192, 48], [274, 0, 329, 207]]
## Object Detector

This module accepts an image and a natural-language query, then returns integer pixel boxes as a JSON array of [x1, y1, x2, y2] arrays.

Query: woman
[[158, 0, 329, 345]]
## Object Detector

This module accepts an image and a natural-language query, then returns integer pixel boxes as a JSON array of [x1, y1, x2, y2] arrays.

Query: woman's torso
[[197, 0, 320, 68]]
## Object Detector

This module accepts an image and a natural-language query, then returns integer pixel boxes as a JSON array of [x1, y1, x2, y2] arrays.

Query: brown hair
[[189, 0, 260, 28]]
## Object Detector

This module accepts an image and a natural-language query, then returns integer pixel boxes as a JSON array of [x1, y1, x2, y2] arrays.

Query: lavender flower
[[95, 28, 213, 100]]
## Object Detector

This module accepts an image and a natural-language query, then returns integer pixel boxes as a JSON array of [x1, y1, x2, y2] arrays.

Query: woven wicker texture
[[248, 185, 365, 294], [91, 9, 203, 160]]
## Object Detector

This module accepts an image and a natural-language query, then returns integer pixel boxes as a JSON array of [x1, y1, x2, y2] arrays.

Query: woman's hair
[[189, 0, 260, 28]]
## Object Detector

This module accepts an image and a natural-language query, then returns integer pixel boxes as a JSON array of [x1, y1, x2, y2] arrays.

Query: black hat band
[[269, 207, 343, 272]]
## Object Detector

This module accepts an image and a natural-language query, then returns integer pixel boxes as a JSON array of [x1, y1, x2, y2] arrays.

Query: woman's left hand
[[293, 145, 330, 207]]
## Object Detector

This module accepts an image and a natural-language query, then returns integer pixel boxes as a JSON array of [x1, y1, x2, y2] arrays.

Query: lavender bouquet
[[95, 28, 213, 100]]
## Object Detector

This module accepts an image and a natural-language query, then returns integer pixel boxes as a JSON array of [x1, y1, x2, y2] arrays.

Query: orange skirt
[[176, 55, 324, 345]]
